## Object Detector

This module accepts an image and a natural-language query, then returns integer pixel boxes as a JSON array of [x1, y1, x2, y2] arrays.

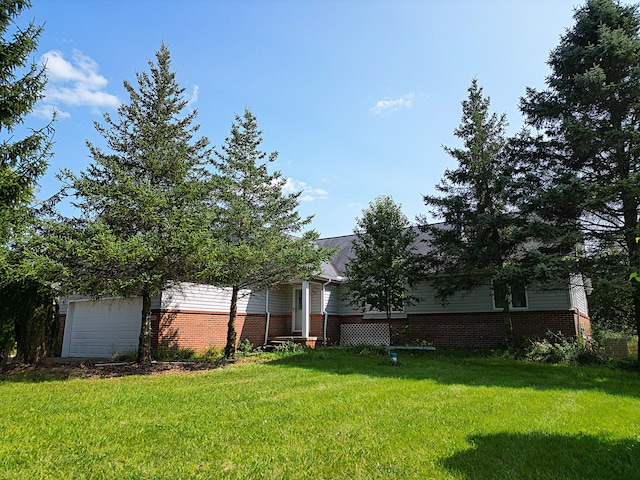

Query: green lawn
[[1, 349, 639, 480]]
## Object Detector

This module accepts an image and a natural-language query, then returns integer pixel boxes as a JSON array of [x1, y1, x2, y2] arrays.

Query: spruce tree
[[0, 0, 55, 364], [201, 108, 334, 359], [518, 0, 640, 356], [0, 0, 52, 249], [344, 195, 423, 320], [60, 44, 212, 364], [421, 79, 524, 344]]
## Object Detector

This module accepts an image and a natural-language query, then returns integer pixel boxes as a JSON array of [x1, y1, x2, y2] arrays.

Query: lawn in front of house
[[1, 349, 639, 480]]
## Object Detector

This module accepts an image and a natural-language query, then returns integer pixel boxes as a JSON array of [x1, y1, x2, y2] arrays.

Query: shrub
[[200, 345, 223, 361], [237, 338, 254, 355], [351, 344, 388, 356], [518, 331, 604, 366], [114, 350, 138, 362], [274, 340, 304, 354], [154, 346, 196, 361]]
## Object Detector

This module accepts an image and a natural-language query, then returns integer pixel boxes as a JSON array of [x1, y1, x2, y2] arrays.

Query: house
[[58, 230, 591, 358]]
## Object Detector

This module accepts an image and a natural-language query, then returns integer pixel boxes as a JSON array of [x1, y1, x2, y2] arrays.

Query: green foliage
[[0, 1, 57, 365], [236, 338, 254, 355], [518, 331, 604, 366], [0, 277, 58, 365], [589, 272, 636, 335], [201, 108, 335, 359], [344, 195, 423, 319], [113, 350, 137, 362], [420, 80, 531, 296], [154, 347, 196, 362], [58, 44, 212, 364], [0, 0, 53, 248], [349, 344, 389, 356], [272, 340, 304, 354], [517, 0, 640, 358], [421, 80, 540, 345], [200, 345, 223, 360]]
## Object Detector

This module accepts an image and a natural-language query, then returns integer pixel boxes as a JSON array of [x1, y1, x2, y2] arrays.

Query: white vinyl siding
[[160, 282, 289, 315], [526, 286, 570, 311], [336, 279, 574, 315], [568, 274, 589, 315], [323, 283, 341, 314], [405, 281, 495, 314]]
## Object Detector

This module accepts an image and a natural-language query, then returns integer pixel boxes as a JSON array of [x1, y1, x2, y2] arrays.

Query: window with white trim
[[492, 280, 528, 310]]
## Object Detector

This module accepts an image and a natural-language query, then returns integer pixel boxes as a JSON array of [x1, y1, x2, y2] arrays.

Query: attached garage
[[61, 298, 142, 358]]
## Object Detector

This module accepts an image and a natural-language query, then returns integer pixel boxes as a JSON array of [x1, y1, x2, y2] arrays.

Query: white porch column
[[301, 280, 310, 337]]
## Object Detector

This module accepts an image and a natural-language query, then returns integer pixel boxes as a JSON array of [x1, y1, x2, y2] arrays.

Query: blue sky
[[25, 0, 580, 238]]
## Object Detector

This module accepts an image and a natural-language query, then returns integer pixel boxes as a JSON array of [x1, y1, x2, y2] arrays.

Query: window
[[492, 280, 527, 310]]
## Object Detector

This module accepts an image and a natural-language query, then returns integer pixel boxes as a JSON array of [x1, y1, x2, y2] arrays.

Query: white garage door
[[62, 298, 142, 358]]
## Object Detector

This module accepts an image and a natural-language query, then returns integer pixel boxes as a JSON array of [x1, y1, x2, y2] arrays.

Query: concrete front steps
[[266, 336, 325, 349]]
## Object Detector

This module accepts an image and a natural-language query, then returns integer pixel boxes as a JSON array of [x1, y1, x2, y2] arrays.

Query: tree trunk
[[137, 291, 153, 364], [502, 292, 514, 348], [224, 285, 239, 359], [10, 281, 57, 365], [621, 184, 640, 364]]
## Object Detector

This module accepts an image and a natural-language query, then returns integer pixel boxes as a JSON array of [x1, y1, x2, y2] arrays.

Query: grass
[[1, 349, 639, 479]]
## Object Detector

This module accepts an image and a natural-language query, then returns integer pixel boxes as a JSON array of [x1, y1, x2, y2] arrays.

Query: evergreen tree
[[0, 0, 52, 247], [0, 0, 55, 364], [420, 79, 525, 344], [201, 108, 334, 359], [344, 195, 423, 320], [518, 0, 640, 356], [59, 44, 212, 364]]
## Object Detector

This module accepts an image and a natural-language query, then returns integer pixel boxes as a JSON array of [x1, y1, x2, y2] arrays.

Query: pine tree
[[344, 195, 423, 320], [0, 0, 52, 248], [201, 108, 334, 359], [518, 0, 640, 356], [0, 0, 55, 364], [59, 44, 212, 364], [420, 79, 524, 344]]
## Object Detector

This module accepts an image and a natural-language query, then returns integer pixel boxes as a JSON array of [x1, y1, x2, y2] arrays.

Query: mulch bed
[[1, 359, 229, 380]]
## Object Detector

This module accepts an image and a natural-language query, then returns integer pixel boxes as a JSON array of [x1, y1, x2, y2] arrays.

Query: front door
[[293, 288, 303, 332]]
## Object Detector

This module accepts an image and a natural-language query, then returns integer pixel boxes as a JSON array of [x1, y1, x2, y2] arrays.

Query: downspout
[[321, 279, 331, 346], [264, 288, 271, 345]]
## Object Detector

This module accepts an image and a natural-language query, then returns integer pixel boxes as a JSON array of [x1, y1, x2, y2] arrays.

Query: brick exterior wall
[[57, 306, 591, 356], [149, 310, 343, 353], [340, 310, 588, 348], [152, 309, 283, 352], [575, 311, 592, 338]]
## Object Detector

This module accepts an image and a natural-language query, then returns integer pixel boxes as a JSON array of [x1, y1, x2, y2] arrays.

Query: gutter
[[321, 279, 332, 346], [264, 288, 271, 345]]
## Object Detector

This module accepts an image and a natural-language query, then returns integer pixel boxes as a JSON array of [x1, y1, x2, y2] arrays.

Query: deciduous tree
[[344, 195, 423, 320]]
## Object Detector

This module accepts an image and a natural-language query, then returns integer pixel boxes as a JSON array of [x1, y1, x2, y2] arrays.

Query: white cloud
[[188, 85, 199, 106], [370, 92, 416, 116], [282, 177, 328, 202], [32, 104, 70, 120], [39, 49, 119, 115]]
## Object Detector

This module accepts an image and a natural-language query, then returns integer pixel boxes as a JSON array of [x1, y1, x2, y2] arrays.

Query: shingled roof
[[314, 227, 435, 281]]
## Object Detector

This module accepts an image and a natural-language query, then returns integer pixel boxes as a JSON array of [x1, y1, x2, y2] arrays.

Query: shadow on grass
[[0, 360, 227, 383], [441, 432, 640, 480], [266, 349, 640, 398]]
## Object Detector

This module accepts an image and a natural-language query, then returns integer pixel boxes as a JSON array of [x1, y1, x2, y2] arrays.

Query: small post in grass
[[390, 352, 398, 365]]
